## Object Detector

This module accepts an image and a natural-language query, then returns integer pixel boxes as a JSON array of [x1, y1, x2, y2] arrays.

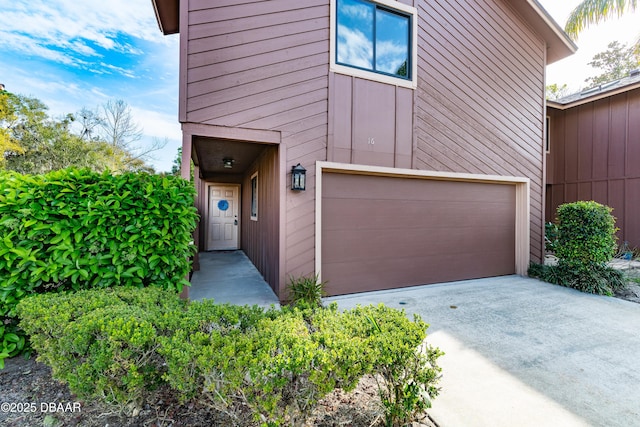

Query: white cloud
[[0, 0, 169, 76], [337, 25, 373, 68]]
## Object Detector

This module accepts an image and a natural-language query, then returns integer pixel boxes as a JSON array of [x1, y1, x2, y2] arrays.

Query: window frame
[[330, 0, 418, 89], [545, 116, 551, 153], [250, 172, 258, 221]]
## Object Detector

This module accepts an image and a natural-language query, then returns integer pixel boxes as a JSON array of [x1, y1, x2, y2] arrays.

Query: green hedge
[[529, 201, 623, 295], [17, 287, 443, 426], [555, 201, 617, 267], [0, 169, 198, 366]]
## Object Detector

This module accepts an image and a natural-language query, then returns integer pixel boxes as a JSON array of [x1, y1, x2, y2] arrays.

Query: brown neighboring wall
[[546, 76, 640, 248]]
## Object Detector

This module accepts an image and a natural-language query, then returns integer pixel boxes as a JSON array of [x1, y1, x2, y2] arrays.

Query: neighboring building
[[547, 71, 640, 249], [151, 0, 575, 300]]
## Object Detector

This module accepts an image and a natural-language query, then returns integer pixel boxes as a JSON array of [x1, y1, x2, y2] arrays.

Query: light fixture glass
[[291, 163, 306, 191], [223, 158, 234, 169]]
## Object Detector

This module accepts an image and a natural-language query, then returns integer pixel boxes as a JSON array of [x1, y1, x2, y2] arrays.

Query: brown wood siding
[[242, 146, 280, 291], [321, 172, 516, 295], [185, 0, 330, 296], [413, 0, 547, 263], [546, 87, 640, 248]]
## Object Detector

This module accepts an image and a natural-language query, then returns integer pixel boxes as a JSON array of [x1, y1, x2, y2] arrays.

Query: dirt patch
[[0, 357, 436, 427]]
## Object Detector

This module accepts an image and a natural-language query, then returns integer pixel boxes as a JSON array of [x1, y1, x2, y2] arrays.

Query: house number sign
[[218, 200, 229, 211]]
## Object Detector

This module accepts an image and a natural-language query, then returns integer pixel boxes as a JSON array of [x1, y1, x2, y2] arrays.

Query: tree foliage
[[585, 41, 640, 86], [1, 90, 160, 174], [545, 83, 571, 101], [565, 0, 638, 40]]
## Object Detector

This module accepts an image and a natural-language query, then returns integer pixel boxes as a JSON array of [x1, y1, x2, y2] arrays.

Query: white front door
[[207, 184, 239, 250]]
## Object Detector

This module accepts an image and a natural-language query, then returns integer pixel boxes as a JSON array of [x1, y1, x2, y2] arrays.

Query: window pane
[[337, 0, 374, 70], [375, 8, 409, 77]]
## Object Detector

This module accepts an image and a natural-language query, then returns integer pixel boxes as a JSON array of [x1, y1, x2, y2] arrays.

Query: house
[[546, 71, 640, 249], [151, 0, 575, 300]]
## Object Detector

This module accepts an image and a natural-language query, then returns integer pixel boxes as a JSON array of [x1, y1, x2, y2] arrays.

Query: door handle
[[234, 219, 238, 225]]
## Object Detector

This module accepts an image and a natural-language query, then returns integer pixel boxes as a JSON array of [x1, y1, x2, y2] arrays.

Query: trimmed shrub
[[17, 287, 187, 409], [555, 201, 617, 267], [18, 287, 443, 426], [0, 168, 198, 366], [530, 201, 623, 295]]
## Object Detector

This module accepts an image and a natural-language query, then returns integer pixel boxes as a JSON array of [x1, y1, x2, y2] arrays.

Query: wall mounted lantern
[[291, 163, 306, 191], [222, 158, 234, 169]]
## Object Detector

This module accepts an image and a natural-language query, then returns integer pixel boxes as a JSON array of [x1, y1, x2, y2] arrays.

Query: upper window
[[332, 0, 417, 88]]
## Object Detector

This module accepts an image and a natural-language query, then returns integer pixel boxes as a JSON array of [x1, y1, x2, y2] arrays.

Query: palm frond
[[565, 0, 638, 40]]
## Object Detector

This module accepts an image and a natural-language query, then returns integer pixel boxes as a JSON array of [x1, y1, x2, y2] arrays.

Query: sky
[[1, 1, 638, 172]]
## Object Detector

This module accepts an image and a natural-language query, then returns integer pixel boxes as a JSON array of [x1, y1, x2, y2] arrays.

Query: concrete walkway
[[326, 275, 640, 427], [189, 251, 280, 308]]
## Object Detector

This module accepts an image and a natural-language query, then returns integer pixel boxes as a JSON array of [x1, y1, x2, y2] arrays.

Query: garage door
[[321, 172, 516, 296]]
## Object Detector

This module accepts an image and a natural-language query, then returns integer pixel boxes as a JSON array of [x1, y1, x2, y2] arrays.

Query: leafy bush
[[286, 273, 326, 310], [0, 168, 198, 365], [17, 287, 187, 410], [544, 222, 559, 253], [555, 201, 617, 267], [528, 262, 624, 296], [530, 201, 623, 295], [18, 287, 443, 426], [313, 304, 443, 426]]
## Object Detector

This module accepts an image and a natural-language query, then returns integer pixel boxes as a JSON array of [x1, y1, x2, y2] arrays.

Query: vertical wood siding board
[[627, 92, 640, 176], [417, 38, 543, 144], [188, 28, 329, 69], [187, 41, 328, 84], [188, 17, 327, 54], [609, 96, 627, 179], [425, 0, 544, 95], [191, 82, 326, 126], [417, 90, 542, 177], [189, 6, 328, 40], [592, 98, 610, 179], [188, 64, 328, 112], [564, 109, 578, 182], [188, 0, 326, 25], [577, 104, 594, 181], [417, 75, 543, 170], [187, 52, 327, 101]]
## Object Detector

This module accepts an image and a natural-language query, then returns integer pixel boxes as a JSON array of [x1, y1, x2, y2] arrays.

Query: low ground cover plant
[[530, 201, 624, 295], [0, 168, 198, 367], [18, 286, 443, 426]]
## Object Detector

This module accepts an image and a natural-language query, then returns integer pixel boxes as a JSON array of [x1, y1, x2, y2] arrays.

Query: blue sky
[[0, 0, 638, 173], [0, 0, 180, 172]]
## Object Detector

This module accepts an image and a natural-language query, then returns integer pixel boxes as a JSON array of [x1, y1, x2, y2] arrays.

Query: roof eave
[[151, 0, 179, 35], [511, 0, 577, 65]]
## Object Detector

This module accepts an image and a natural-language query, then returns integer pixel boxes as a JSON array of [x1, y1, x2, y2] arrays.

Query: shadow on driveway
[[325, 275, 640, 427]]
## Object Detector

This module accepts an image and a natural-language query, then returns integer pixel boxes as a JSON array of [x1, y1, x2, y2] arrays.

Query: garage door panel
[[323, 198, 514, 230], [323, 250, 515, 296], [321, 172, 516, 295], [323, 224, 514, 262]]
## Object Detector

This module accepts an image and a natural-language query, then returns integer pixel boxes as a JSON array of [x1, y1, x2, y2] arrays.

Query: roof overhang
[[151, 0, 179, 35], [509, 0, 577, 65], [547, 81, 640, 110]]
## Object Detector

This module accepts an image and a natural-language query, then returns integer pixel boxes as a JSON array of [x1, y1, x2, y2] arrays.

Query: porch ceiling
[[193, 137, 268, 180]]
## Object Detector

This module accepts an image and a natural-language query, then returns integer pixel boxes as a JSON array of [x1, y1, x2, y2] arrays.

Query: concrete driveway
[[325, 275, 640, 427]]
